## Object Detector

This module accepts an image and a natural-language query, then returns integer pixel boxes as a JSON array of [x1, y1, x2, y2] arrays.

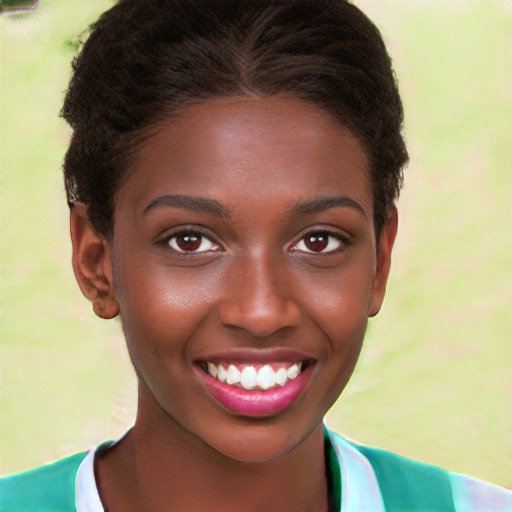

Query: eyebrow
[[142, 194, 231, 218], [290, 195, 367, 218], [142, 193, 365, 220]]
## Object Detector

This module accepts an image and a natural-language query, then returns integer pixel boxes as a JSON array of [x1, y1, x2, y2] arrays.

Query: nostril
[[219, 258, 301, 336], [218, 299, 301, 338]]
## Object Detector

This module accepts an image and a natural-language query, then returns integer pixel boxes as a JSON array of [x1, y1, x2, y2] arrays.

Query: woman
[[2, 0, 510, 510]]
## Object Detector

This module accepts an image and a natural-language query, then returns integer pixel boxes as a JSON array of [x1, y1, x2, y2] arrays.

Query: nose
[[218, 252, 301, 338]]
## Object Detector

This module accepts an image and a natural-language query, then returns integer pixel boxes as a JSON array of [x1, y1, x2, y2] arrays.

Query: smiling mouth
[[198, 361, 311, 391]]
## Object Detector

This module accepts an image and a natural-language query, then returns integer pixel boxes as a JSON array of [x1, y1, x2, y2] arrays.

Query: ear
[[70, 204, 119, 319], [368, 206, 398, 317]]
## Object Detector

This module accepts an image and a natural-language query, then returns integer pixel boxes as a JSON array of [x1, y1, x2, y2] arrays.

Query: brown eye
[[168, 232, 218, 253], [176, 233, 201, 251], [304, 233, 329, 252], [293, 231, 346, 254]]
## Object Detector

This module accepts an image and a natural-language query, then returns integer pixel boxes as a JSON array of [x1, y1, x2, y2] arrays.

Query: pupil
[[177, 234, 201, 251], [305, 234, 328, 252]]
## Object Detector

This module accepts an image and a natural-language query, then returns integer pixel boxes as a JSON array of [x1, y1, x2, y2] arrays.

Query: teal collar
[[324, 426, 342, 511]]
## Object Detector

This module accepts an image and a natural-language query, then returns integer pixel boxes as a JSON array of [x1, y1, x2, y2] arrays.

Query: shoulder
[[0, 451, 88, 512], [325, 427, 512, 512]]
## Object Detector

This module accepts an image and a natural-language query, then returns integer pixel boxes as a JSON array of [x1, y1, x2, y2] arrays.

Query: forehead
[[121, 97, 372, 216]]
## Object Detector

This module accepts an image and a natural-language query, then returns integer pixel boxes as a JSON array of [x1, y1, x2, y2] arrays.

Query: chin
[[193, 416, 322, 465]]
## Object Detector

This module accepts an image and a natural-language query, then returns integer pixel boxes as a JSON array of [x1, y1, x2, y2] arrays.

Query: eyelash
[[291, 229, 351, 255], [158, 228, 222, 255], [157, 228, 351, 255]]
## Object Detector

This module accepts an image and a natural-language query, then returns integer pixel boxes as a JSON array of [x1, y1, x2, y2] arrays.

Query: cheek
[[294, 261, 376, 344], [113, 262, 224, 356]]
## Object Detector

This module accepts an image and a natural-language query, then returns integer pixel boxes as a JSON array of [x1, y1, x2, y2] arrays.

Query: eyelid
[[156, 225, 223, 253], [289, 227, 352, 254]]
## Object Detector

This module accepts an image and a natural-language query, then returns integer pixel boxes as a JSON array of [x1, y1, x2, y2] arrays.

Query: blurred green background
[[1, 0, 511, 487]]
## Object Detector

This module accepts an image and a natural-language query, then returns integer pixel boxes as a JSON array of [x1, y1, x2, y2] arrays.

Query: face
[[97, 98, 395, 462]]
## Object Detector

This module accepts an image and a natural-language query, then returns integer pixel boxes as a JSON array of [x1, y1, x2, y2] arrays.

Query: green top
[[1, 427, 511, 512], [0, 452, 85, 512]]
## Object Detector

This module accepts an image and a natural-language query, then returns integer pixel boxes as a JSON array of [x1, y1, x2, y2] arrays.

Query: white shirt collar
[[73, 431, 386, 512], [326, 429, 385, 512], [75, 447, 104, 512]]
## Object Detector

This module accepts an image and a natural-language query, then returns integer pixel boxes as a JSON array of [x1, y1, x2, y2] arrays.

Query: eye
[[292, 231, 348, 254], [167, 231, 220, 254]]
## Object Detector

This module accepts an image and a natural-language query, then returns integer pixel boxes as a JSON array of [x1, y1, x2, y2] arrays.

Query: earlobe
[[70, 204, 119, 319], [368, 207, 398, 318]]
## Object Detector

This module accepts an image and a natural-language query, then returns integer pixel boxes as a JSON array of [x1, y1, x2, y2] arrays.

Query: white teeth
[[205, 361, 305, 390], [207, 362, 218, 379], [257, 365, 276, 390], [226, 364, 241, 385], [276, 367, 287, 386], [286, 362, 301, 380], [240, 366, 258, 390], [217, 364, 227, 383]]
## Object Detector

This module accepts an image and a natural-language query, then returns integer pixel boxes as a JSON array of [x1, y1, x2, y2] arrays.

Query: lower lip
[[195, 365, 312, 417]]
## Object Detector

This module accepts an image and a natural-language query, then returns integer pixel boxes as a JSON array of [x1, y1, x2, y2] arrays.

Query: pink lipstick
[[194, 360, 312, 416]]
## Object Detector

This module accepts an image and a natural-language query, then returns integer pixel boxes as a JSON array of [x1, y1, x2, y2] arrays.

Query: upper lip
[[194, 348, 316, 364]]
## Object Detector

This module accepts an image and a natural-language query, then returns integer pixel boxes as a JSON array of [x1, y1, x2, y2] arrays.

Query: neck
[[96, 388, 330, 511]]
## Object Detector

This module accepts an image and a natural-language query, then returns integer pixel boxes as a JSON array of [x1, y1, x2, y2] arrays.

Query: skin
[[71, 97, 397, 511]]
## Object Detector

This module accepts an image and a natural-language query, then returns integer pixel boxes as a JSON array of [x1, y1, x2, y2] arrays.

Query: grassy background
[[1, 0, 511, 486]]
